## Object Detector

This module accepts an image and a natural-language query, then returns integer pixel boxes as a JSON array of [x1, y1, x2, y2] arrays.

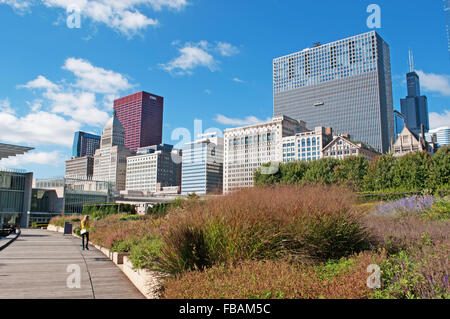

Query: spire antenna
[[409, 49, 415, 72]]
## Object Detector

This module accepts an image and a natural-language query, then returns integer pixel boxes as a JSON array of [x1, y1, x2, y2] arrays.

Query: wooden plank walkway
[[0, 229, 144, 299]]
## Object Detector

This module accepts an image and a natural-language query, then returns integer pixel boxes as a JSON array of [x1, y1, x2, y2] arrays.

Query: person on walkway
[[80, 215, 91, 250]]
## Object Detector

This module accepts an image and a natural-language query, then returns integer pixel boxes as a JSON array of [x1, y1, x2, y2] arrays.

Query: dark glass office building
[[400, 72, 429, 136], [273, 31, 394, 153], [72, 131, 101, 158]]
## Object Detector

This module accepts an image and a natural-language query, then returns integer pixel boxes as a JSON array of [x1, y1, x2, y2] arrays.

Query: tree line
[[254, 146, 450, 193]]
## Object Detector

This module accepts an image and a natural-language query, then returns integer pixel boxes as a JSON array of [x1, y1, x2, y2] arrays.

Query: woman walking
[[80, 215, 91, 250]]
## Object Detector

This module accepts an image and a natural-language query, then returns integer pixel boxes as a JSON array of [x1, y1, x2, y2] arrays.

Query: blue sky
[[0, 0, 449, 178]]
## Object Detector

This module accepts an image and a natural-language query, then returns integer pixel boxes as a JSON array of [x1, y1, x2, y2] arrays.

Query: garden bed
[[48, 185, 450, 299]]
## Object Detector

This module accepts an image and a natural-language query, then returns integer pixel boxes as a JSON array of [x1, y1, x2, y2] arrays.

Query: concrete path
[[0, 229, 144, 299]]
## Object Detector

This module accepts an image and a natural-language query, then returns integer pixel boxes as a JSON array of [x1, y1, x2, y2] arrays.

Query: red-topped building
[[113, 91, 163, 152]]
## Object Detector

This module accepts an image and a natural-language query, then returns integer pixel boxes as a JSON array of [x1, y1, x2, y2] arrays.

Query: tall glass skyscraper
[[72, 131, 101, 158], [400, 71, 429, 136], [273, 31, 394, 153], [182, 133, 224, 195], [114, 91, 163, 153]]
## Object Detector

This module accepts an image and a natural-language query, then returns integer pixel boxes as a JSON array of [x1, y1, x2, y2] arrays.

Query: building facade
[[0, 143, 34, 228], [426, 126, 450, 147], [126, 144, 181, 193], [322, 135, 380, 162], [282, 126, 334, 163], [391, 125, 429, 157], [224, 116, 307, 192], [0, 169, 33, 228], [273, 31, 394, 153], [400, 71, 429, 136], [182, 132, 224, 195], [93, 112, 134, 191], [34, 177, 110, 215], [72, 131, 101, 158], [65, 156, 94, 179], [114, 91, 164, 152]]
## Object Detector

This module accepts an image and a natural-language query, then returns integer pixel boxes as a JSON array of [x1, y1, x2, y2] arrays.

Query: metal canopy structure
[[0, 143, 34, 160]]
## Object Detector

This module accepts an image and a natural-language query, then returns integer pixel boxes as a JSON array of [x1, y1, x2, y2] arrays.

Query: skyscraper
[[93, 112, 133, 191], [182, 132, 224, 195], [72, 131, 101, 158], [400, 63, 429, 136], [273, 31, 394, 153], [113, 91, 163, 153]]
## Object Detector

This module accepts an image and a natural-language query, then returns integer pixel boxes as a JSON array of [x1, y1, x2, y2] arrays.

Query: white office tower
[[126, 144, 181, 193], [223, 115, 307, 193]]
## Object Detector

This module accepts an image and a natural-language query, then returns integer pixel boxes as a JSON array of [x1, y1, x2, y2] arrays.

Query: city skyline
[[0, 0, 449, 178]]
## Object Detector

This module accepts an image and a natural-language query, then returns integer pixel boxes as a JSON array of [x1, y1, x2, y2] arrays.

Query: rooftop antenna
[[408, 49, 415, 73]]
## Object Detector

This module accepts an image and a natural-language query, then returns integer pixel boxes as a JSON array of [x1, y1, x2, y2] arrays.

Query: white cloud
[[161, 41, 218, 75], [18, 75, 59, 91], [18, 57, 131, 127], [0, 151, 64, 167], [216, 42, 239, 57], [429, 110, 450, 129], [44, 90, 109, 126], [2, 0, 189, 35], [233, 77, 244, 83], [0, 0, 32, 13], [63, 57, 133, 94], [214, 114, 271, 126], [0, 110, 81, 147], [204, 89, 212, 95], [416, 70, 450, 96], [161, 40, 240, 75], [0, 98, 15, 114], [26, 99, 44, 112]]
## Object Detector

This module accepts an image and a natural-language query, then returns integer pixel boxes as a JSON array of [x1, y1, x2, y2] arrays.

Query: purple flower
[[372, 196, 436, 216]]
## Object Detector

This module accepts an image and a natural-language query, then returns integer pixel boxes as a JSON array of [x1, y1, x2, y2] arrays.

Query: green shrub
[[254, 150, 449, 193], [335, 156, 369, 190], [298, 212, 370, 261], [422, 198, 450, 221], [73, 226, 81, 236], [302, 158, 340, 185], [428, 146, 450, 189], [392, 152, 431, 191], [110, 238, 139, 253], [130, 236, 164, 270], [375, 244, 450, 299]]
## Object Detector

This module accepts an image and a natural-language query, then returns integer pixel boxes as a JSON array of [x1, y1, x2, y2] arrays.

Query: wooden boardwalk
[[0, 229, 144, 299]]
